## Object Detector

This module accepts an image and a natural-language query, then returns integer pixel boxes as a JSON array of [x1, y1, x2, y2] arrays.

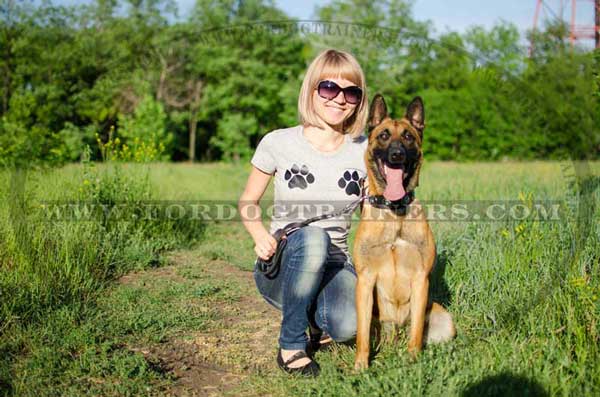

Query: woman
[[238, 48, 368, 376]]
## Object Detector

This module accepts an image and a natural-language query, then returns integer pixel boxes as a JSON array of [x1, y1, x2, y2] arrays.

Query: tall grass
[[0, 159, 205, 392], [0, 160, 204, 326]]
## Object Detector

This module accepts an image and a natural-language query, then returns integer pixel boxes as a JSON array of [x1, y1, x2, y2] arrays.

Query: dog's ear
[[405, 96, 425, 137], [368, 94, 388, 131]]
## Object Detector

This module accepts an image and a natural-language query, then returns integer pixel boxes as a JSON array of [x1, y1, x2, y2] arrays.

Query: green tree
[[187, 0, 306, 161]]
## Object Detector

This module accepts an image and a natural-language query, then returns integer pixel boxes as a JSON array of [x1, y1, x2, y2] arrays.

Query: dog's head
[[365, 94, 425, 201]]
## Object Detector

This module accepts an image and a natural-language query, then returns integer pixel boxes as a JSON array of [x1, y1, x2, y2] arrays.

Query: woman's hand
[[254, 229, 277, 260]]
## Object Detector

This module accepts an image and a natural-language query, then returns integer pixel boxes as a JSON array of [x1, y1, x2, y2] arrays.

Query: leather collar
[[368, 191, 415, 215]]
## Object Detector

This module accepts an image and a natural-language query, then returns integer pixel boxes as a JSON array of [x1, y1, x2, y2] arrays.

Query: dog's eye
[[378, 131, 390, 141], [402, 131, 414, 141]]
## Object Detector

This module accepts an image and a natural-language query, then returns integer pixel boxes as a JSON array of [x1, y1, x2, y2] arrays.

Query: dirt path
[[120, 250, 282, 397]]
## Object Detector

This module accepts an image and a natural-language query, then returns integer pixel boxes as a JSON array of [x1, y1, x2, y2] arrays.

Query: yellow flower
[[514, 223, 526, 234], [570, 277, 586, 287]]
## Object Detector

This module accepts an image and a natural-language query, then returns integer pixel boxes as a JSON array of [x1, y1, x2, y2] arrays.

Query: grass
[[0, 160, 599, 396], [4, 268, 239, 396]]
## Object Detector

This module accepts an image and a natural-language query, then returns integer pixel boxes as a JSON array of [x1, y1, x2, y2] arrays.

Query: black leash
[[256, 187, 415, 279], [256, 194, 367, 279], [278, 194, 368, 235]]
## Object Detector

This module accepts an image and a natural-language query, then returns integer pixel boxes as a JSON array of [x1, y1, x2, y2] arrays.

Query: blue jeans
[[253, 226, 357, 350]]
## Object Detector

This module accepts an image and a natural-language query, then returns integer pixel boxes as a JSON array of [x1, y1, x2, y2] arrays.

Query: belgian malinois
[[353, 94, 456, 370]]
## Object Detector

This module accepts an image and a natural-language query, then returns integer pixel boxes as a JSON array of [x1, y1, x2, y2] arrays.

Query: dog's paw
[[284, 164, 315, 189], [354, 355, 369, 371], [407, 343, 422, 362], [337, 170, 361, 196]]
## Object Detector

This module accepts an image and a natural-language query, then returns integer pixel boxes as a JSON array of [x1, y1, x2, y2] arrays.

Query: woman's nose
[[333, 90, 346, 104]]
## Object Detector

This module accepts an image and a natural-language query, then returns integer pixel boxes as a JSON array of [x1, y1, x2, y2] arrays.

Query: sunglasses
[[316, 80, 363, 105]]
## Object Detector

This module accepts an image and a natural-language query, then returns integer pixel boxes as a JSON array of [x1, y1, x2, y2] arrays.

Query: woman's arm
[[238, 166, 277, 260]]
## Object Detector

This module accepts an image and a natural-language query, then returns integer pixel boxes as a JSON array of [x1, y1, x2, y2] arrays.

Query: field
[[0, 161, 599, 396]]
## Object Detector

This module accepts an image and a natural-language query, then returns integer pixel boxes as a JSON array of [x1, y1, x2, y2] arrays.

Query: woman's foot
[[277, 349, 320, 376]]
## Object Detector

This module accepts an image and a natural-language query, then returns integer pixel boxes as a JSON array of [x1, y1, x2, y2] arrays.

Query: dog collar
[[368, 191, 415, 215]]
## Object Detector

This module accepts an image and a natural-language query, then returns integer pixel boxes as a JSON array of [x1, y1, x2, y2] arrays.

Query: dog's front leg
[[354, 271, 376, 370], [408, 273, 428, 358]]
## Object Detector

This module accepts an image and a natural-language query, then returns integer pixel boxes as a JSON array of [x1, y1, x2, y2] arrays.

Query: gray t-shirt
[[251, 124, 368, 264]]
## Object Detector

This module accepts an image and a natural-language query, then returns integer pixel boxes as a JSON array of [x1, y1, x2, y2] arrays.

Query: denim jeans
[[253, 226, 357, 350]]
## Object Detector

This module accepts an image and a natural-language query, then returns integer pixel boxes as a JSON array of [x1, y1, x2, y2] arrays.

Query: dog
[[353, 94, 456, 370]]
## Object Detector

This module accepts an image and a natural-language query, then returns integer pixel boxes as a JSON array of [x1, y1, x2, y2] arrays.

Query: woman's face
[[312, 76, 360, 129]]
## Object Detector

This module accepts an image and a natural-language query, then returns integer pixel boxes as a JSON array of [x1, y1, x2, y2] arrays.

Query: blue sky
[[54, 0, 596, 40], [277, 0, 595, 37]]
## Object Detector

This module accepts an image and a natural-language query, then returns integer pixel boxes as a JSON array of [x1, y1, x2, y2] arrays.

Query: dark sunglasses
[[316, 80, 363, 105]]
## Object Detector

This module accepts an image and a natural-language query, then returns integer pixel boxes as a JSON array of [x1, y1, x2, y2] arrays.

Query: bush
[[117, 95, 174, 162]]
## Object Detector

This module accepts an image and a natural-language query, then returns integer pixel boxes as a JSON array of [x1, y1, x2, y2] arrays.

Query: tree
[[186, 0, 306, 161]]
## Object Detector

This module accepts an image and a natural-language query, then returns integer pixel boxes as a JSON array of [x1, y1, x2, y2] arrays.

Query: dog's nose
[[388, 147, 405, 164]]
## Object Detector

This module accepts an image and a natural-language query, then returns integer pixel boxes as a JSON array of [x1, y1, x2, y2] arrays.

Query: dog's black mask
[[366, 95, 425, 198], [373, 143, 420, 183]]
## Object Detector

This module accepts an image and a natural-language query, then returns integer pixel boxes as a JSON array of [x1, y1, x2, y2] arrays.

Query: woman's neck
[[303, 125, 346, 152]]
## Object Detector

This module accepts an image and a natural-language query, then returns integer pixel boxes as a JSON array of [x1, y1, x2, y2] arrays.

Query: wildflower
[[514, 223, 526, 234]]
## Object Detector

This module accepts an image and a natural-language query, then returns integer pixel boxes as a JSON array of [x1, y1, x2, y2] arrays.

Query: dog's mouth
[[376, 158, 406, 201]]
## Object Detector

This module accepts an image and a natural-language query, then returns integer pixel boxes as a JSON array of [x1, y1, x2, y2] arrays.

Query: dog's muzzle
[[387, 142, 406, 166]]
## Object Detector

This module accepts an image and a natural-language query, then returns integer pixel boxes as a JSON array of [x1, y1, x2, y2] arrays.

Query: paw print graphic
[[338, 170, 361, 196], [284, 164, 315, 189]]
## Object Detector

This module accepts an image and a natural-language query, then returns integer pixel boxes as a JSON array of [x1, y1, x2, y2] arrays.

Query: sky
[[277, 0, 595, 38], [52, 0, 596, 42]]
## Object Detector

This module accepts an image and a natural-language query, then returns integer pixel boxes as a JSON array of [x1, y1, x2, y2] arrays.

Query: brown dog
[[353, 94, 456, 370]]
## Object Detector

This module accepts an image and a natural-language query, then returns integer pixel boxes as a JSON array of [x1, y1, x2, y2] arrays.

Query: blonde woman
[[239, 49, 368, 376]]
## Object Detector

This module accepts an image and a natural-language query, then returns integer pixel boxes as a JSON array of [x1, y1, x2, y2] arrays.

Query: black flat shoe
[[277, 349, 320, 377]]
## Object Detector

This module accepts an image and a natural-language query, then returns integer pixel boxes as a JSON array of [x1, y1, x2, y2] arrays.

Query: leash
[[276, 194, 368, 237], [257, 184, 415, 279], [256, 193, 367, 279], [277, 186, 415, 237]]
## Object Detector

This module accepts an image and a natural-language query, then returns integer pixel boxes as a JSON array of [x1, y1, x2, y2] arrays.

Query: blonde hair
[[298, 49, 368, 138]]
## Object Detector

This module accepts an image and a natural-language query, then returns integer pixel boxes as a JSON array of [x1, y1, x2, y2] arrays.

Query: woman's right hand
[[254, 229, 278, 260]]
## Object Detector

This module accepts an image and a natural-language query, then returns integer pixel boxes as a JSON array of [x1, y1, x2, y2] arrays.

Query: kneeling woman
[[238, 48, 368, 376]]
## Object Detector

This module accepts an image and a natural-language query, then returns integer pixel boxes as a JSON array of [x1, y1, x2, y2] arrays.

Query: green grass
[[1, 160, 599, 396], [3, 270, 238, 396]]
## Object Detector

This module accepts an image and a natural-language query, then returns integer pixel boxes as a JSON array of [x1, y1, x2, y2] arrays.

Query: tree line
[[0, 0, 598, 166]]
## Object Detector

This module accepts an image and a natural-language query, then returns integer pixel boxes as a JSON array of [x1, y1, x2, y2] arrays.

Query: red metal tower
[[531, 0, 599, 52]]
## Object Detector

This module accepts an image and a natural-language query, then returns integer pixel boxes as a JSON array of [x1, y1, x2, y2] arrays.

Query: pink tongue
[[383, 167, 406, 201]]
